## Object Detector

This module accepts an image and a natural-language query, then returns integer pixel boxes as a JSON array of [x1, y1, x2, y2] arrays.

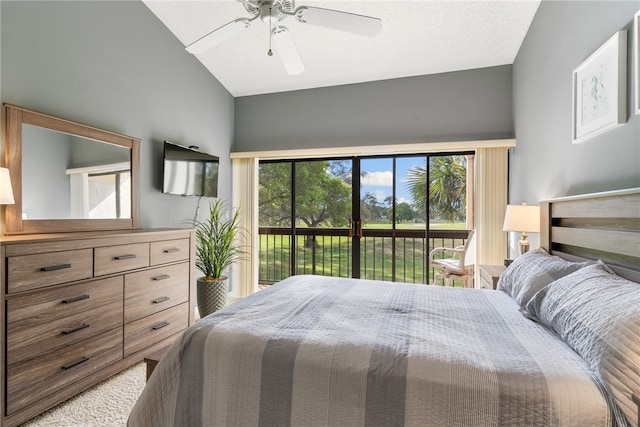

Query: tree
[[395, 202, 415, 222], [328, 160, 352, 185], [380, 197, 415, 223], [406, 156, 467, 222], [360, 192, 383, 222], [259, 161, 351, 228], [295, 161, 351, 228], [383, 196, 394, 210], [259, 162, 292, 226]]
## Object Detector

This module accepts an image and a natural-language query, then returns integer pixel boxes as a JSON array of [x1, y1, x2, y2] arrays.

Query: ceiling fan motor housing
[[244, 0, 295, 24]]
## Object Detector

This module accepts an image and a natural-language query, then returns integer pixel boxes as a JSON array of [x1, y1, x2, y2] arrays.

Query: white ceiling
[[142, 0, 541, 97]]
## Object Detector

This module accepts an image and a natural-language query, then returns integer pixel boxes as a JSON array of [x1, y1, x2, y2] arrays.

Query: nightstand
[[478, 264, 506, 289]]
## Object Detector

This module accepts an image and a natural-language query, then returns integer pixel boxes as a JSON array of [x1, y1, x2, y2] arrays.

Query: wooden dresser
[[0, 228, 195, 427]]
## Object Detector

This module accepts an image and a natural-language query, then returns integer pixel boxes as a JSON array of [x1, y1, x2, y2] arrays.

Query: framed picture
[[572, 30, 627, 144], [635, 11, 639, 116]]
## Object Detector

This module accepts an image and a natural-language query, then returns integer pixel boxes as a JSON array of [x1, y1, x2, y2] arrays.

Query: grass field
[[259, 223, 469, 286], [364, 221, 467, 230]]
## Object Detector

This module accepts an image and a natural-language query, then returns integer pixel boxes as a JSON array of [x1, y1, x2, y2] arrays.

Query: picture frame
[[572, 30, 627, 144], [635, 11, 639, 116]]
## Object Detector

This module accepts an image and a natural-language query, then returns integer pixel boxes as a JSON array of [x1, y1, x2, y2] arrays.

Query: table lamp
[[503, 202, 540, 256]]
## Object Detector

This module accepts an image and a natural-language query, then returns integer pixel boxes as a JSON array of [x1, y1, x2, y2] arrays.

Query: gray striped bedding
[[128, 275, 622, 427]]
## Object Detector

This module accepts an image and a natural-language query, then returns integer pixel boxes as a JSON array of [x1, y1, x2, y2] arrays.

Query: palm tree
[[406, 156, 467, 222]]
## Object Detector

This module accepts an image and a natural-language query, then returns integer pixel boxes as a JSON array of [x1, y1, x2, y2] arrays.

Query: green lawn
[[358, 221, 467, 230], [259, 225, 469, 287]]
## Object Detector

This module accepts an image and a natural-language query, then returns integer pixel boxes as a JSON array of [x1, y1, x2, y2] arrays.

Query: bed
[[128, 188, 640, 427]]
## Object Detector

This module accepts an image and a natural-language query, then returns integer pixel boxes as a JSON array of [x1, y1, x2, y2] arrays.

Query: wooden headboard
[[540, 188, 640, 283]]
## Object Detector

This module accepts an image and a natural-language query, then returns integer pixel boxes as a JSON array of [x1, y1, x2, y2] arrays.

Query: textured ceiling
[[143, 0, 541, 97]]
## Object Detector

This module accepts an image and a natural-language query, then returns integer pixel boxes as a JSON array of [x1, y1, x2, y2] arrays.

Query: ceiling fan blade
[[272, 26, 305, 76], [186, 18, 252, 54], [294, 7, 382, 37]]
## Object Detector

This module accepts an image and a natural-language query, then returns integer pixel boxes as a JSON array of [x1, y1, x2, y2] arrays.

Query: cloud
[[361, 171, 392, 187]]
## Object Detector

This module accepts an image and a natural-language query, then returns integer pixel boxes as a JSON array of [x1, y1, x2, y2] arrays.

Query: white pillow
[[496, 248, 588, 308], [526, 261, 640, 426]]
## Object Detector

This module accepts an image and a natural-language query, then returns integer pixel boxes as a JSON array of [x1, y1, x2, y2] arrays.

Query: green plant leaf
[[193, 199, 245, 279]]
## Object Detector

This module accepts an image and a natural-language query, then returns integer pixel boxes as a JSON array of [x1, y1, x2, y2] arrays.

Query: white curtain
[[474, 147, 508, 284], [230, 158, 259, 300]]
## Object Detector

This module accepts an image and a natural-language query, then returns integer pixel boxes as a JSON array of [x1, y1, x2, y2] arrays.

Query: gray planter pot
[[197, 276, 228, 318]]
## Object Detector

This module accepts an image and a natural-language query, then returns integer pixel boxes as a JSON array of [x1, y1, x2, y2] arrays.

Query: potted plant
[[194, 199, 243, 318]]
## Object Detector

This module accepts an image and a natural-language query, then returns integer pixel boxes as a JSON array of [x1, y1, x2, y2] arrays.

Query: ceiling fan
[[185, 0, 382, 75]]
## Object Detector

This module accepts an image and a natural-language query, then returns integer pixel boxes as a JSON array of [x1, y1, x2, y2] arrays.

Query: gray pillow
[[526, 261, 640, 427], [496, 248, 587, 308]]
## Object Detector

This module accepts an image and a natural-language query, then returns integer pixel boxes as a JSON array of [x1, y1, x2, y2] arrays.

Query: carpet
[[19, 362, 146, 427]]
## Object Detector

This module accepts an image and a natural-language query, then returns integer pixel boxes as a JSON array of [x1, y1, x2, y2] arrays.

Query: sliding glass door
[[258, 153, 472, 285], [258, 159, 353, 283], [358, 156, 428, 282]]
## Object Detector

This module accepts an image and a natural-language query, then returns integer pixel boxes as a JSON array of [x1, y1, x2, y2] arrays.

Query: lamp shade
[[0, 167, 15, 205], [503, 203, 540, 233]]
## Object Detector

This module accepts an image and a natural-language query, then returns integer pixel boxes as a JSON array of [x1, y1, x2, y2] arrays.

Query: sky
[[359, 156, 427, 206]]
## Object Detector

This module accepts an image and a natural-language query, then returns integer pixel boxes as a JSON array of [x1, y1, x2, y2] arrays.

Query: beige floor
[[19, 363, 146, 427]]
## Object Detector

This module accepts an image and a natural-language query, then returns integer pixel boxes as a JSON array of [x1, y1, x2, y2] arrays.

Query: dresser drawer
[[94, 242, 149, 276], [6, 328, 123, 415], [6, 276, 124, 367], [7, 249, 93, 293], [124, 302, 189, 357], [150, 238, 190, 266], [124, 262, 190, 323]]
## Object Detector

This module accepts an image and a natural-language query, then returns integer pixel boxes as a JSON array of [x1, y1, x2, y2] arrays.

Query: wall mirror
[[3, 104, 140, 234]]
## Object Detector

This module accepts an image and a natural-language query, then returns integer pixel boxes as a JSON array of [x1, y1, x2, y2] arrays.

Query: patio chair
[[429, 229, 476, 288]]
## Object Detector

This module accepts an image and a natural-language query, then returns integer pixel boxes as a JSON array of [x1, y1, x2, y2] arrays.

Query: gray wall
[[3, 0, 638, 228], [234, 65, 514, 151], [1, 0, 234, 229], [511, 0, 640, 203]]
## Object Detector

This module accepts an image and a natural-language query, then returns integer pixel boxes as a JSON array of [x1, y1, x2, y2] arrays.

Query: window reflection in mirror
[[22, 124, 131, 220]]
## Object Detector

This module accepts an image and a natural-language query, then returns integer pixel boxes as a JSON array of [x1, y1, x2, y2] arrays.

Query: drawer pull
[[163, 248, 180, 254], [114, 254, 136, 260], [61, 294, 90, 304], [61, 323, 90, 335], [152, 296, 170, 304], [41, 263, 72, 272], [61, 356, 90, 370], [152, 321, 170, 331], [153, 274, 170, 281]]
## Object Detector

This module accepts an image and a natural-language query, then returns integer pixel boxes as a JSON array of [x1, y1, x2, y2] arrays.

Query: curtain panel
[[230, 158, 259, 300], [474, 147, 509, 284]]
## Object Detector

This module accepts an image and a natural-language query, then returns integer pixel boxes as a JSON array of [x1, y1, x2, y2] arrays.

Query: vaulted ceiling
[[143, 0, 541, 97]]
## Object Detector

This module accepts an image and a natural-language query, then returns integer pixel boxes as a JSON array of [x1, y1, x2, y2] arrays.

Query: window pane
[[259, 162, 292, 227], [428, 155, 467, 229], [294, 160, 352, 277], [259, 162, 292, 284], [360, 158, 393, 228]]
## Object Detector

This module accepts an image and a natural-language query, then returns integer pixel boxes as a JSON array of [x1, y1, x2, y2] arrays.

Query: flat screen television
[[162, 141, 219, 197]]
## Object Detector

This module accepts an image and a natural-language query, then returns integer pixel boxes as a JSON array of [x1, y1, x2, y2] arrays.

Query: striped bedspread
[[128, 275, 620, 427]]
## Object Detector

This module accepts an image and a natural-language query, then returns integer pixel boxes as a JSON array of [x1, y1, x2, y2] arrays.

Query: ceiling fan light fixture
[[186, 18, 253, 54], [259, 3, 284, 24]]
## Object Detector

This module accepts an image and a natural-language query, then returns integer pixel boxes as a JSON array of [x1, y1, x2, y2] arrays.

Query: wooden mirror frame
[[3, 104, 140, 234]]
